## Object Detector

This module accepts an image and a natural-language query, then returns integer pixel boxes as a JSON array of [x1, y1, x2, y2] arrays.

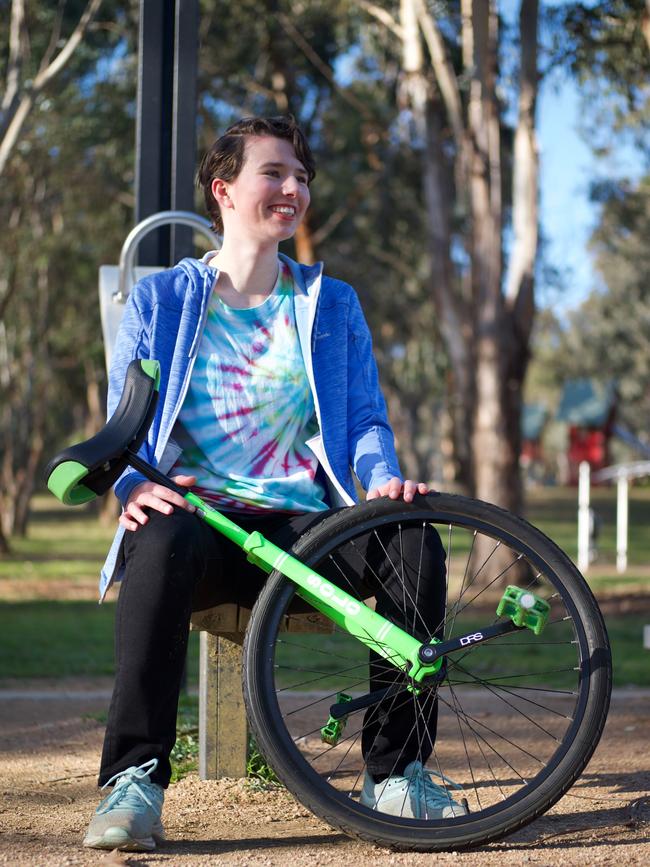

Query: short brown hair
[[197, 116, 316, 233]]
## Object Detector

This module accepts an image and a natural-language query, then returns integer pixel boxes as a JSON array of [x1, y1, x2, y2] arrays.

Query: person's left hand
[[366, 477, 431, 503]]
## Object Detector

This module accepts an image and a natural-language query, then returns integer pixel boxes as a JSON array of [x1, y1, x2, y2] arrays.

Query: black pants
[[99, 505, 446, 788]]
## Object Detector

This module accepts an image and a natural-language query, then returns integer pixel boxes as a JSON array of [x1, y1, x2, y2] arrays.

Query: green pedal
[[320, 693, 353, 745], [496, 585, 550, 636]]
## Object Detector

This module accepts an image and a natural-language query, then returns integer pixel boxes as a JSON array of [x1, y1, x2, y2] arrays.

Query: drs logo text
[[459, 632, 483, 646]]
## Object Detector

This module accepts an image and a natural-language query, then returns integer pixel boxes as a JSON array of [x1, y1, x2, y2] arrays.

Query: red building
[[557, 380, 617, 485]]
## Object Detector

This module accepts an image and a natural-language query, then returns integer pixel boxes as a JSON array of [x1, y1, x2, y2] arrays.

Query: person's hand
[[119, 474, 197, 531], [366, 477, 431, 503]]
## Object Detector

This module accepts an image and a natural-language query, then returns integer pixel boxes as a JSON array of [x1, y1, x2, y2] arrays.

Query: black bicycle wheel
[[242, 493, 611, 851]]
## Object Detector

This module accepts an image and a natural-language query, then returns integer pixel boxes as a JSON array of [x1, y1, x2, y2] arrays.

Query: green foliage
[[246, 735, 281, 788], [170, 694, 200, 783], [529, 176, 650, 450], [545, 0, 650, 170]]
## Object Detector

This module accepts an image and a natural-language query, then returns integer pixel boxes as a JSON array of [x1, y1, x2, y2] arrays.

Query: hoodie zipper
[[292, 263, 355, 507]]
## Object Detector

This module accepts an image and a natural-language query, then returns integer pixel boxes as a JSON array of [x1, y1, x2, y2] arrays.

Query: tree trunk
[[400, 0, 474, 491], [12, 426, 43, 536], [294, 217, 316, 265], [366, 0, 541, 516], [423, 96, 474, 491], [466, 0, 514, 510], [504, 0, 540, 517], [84, 360, 105, 437], [0, 524, 9, 554]]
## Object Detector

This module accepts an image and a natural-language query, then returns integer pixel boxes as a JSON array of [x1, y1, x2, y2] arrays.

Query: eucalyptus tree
[[0, 0, 136, 538], [0, 0, 106, 176], [355, 0, 539, 515], [539, 177, 650, 447]]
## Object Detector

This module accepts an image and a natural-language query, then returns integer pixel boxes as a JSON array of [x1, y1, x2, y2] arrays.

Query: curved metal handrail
[[115, 210, 221, 302]]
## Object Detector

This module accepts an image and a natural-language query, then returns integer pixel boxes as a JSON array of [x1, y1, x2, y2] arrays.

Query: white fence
[[577, 460, 650, 574]]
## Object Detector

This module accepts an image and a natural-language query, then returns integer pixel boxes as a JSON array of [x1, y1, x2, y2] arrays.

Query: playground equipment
[[98, 211, 218, 367]]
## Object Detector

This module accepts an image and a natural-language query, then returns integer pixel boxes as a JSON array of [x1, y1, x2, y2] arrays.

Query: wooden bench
[[100, 212, 332, 779], [190, 605, 332, 779]]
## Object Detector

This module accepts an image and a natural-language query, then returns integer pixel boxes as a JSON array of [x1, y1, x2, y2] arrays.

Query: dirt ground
[[0, 680, 649, 867]]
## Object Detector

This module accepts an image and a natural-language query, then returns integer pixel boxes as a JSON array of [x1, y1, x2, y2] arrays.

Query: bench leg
[[198, 631, 248, 779]]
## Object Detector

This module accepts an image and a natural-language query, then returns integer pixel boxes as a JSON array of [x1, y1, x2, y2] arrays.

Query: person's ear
[[211, 178, 232, 208]]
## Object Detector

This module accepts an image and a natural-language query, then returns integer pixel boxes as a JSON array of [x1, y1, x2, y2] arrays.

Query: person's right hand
[[119, 474, 197, 531]]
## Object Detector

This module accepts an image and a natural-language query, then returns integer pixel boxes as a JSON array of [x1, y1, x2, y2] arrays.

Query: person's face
[[211, 136, 310, 245]]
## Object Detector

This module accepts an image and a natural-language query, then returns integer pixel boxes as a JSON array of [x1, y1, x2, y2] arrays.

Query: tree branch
[[356, 0, 404, 39], [311, 173, 381, 247], [413, 0, 465, 147], [1, 0, 26, 114], [36, 0, 67, 77], [275, 12, 373, 119], [32, 0, 103, 90], [0, 0, 103, 176]]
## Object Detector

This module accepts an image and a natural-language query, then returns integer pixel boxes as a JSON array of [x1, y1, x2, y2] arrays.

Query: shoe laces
[[406, 762, 462, 815], [97, 758, 161, 814]]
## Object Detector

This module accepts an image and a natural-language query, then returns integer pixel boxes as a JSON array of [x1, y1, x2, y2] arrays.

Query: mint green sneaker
[[83, 758, 165, 851], [360, 760, 467, 820]]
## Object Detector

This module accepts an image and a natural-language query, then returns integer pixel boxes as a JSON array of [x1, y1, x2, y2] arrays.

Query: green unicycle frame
[[183, 489, 440, 683], [46, 358, 549, 699]]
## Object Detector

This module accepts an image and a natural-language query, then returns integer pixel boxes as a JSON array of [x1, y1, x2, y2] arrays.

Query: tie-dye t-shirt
[[172, 260, 328, 513]]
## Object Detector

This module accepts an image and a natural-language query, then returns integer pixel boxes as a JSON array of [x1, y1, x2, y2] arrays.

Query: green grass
[[275, 614, 650, 689], [526, 486, 650, 573], [0, 600, 200, 681], [1, 489, 649, 687], [246, 736, 281, 787], [604, 614, 650, 687], [0, 498, 114, 582]]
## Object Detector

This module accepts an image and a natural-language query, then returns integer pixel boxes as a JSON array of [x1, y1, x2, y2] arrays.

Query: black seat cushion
[[45, 360, 159, 496]]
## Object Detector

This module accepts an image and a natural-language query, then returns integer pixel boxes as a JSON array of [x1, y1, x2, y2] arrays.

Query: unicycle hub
[[418, 645, 437, 663]]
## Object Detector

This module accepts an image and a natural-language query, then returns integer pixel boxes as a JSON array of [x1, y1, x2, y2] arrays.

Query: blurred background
[[0, 0, 649, 693]]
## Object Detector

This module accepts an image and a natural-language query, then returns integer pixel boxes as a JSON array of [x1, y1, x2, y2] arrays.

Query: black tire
[[242, 494, 611, 851]]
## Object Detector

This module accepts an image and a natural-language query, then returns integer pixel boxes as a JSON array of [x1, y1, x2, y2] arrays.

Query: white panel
[[98, 265, 164, 370]]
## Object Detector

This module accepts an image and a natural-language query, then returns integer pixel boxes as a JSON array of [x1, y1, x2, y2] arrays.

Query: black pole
[[171, 0, 200, 263], [135, 0, 199, 267]]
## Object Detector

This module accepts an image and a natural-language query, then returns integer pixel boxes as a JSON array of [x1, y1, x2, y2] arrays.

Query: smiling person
[[84, 116, 465, 852]]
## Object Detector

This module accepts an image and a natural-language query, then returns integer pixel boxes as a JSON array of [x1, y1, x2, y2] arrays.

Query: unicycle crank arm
[[417, 620, 523, 663], [330, 623, 526, 719], [328, 656, 449, 719], [329, 683, 403, 720]]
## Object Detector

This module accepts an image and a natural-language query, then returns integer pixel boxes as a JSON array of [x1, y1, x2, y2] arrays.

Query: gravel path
[[0, 680, 649, 866]]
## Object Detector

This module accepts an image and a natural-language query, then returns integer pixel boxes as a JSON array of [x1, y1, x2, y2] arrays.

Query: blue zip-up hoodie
[[99, 252, 402, 600]]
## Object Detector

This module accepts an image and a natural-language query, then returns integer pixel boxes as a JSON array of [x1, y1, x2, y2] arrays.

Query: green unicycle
[[46, 360, 612, 851]]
